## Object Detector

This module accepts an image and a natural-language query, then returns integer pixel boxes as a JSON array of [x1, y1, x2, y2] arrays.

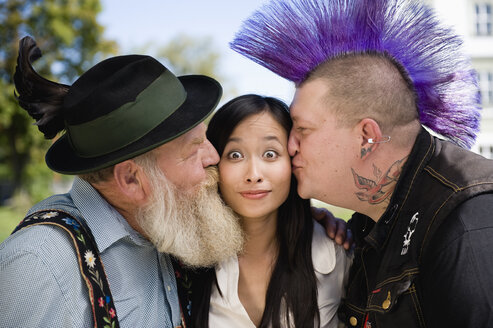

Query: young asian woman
[[186, 94, 351, 328]]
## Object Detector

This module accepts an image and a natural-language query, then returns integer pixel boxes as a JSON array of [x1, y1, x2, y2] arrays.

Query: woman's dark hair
[[192, 94, 319, 328]]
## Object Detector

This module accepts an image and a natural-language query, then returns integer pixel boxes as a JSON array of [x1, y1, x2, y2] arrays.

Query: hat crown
[[63, 55, 166, 125], [61, 55, 190, 158]]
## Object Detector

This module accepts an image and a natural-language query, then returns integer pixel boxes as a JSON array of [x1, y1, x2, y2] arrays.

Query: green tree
[[156, 34, 222, 78], [153, 34, 236, 104], [0, 0, 117, 202]]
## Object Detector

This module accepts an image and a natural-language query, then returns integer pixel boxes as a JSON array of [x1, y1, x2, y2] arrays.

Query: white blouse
[[209, 221, 351, 327]]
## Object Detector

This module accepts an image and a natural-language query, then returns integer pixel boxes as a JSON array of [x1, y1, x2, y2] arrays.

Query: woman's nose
[[245, 160, 263, 183]]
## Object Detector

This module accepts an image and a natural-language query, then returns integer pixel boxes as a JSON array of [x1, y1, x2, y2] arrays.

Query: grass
[[312, 200, 355, 221], [0, 207, 26, 243]]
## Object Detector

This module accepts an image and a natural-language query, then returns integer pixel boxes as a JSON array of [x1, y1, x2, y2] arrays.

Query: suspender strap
[[172, 258, 190, 328], [13, 209, 120, 328]]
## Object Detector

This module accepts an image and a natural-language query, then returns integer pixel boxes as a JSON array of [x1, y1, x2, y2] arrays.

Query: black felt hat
[[14, 37, 222, 174]]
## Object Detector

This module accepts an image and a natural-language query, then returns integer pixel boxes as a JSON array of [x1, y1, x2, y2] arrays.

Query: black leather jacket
[[338, 128, 493, 328]]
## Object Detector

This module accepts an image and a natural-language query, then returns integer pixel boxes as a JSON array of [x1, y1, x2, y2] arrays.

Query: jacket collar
[[350, 127, 436, 250]]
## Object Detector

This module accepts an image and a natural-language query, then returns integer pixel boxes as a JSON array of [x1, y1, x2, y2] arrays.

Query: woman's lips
[[240, 190, 270, 199]]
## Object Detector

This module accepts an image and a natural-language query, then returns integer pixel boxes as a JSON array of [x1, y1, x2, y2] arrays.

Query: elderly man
[[232, 0, 493, 327], [0, 36, 243, 327]]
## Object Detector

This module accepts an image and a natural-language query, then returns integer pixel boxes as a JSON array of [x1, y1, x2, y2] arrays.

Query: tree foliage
[[0, 0, 117, 202], [156, 34, 222, 78], [154, 34, 236, 122]]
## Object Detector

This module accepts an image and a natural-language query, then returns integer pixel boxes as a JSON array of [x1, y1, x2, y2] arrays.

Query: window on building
[[478, 71, 493, 105], [475, 3, 492, 35], [478, 144, 493, 159]]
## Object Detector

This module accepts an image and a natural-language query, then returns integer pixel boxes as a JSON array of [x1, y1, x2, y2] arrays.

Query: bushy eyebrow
[[191, 137, 205, 145]]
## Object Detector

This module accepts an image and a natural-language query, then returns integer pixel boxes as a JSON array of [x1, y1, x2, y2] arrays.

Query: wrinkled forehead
[[172, 122, 207, 146], [153, 123, 207, 157]]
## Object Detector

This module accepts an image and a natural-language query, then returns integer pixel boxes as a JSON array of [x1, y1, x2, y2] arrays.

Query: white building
[[426, 0, 493, 158]]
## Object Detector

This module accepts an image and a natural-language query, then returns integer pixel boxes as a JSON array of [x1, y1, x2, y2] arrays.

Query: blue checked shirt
[[0, 177, 181, 327]]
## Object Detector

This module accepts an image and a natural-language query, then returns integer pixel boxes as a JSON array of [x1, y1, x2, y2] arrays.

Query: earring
[[368, 136, 391, 144]]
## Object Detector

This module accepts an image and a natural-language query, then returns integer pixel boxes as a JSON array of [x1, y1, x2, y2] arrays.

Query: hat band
[[66, 70, 186, 158]]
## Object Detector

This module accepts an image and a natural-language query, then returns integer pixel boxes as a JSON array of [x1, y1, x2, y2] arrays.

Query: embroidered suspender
[[172, 258, 191, 328], [13, 209, 120, 328]]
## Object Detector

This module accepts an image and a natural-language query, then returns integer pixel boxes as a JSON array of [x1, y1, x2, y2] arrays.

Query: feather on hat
[[231, 0, 481, 148], [14, 37, 69, 139]]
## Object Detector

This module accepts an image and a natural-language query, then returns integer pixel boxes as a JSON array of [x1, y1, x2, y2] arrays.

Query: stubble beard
[[136, 165, 244, 268]]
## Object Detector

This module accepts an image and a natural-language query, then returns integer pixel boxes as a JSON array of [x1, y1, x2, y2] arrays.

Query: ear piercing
[[368, 136, 391, 144]]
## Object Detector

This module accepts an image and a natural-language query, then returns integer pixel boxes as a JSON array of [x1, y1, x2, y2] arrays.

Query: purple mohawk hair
[[231, 0, 481, 148]]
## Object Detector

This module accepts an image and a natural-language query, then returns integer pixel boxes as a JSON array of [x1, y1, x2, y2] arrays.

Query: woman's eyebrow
[[227, 136, 241, 143], [264, 135, 282, 143]]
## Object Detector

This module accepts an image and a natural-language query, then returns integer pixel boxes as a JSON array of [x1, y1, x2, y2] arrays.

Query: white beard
[[136, 166, 243, 268]]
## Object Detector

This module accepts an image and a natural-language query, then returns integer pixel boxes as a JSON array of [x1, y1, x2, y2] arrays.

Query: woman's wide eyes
[[226, 150, 279, 160], [264, 150, 278, 159], [227, 151, 243, 160]]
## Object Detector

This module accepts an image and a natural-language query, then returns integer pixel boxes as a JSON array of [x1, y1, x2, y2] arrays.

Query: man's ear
[[355, 118, 383, 160], [113, 160, 148, 204]]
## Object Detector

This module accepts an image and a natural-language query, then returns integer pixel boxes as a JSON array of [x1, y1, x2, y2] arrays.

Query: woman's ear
[[355, 118, 384, 160], [113, 160, 149, 204]]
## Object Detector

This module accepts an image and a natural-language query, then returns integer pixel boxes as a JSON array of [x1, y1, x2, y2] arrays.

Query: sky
[[98, 0, 295, 105]]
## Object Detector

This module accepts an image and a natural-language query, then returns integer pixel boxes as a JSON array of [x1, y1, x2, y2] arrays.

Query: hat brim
[[46, 75, 222, 174]]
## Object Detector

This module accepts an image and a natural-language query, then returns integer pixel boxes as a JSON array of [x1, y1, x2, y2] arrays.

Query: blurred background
[[1, 0, 492, 242]]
